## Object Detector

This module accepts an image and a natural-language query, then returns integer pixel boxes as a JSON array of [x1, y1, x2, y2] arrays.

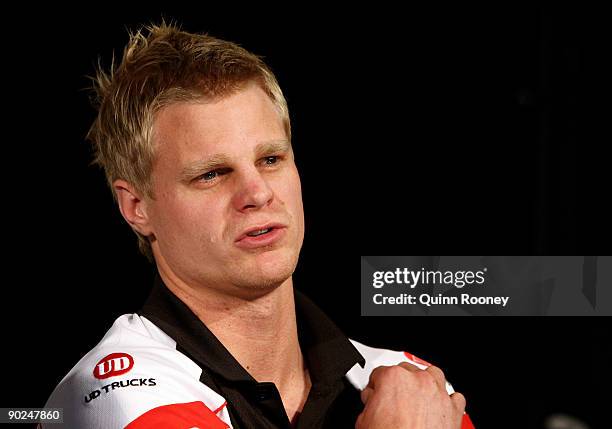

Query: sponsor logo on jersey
[[93, 352, 134, 379], [85, 377, 157, 403]]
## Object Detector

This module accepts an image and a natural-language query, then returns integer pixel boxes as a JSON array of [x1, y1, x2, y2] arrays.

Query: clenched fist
[[356, 362, 466, 429]]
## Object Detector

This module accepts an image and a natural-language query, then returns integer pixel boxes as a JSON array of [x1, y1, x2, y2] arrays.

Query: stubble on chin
[[230, 250, 298, 292]]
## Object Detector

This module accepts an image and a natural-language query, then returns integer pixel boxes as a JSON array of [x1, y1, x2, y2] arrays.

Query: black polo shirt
[[139, 274, 366, 428]]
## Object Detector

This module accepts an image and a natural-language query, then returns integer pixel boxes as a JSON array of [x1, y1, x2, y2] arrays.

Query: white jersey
[[42, 313, 474, 428]]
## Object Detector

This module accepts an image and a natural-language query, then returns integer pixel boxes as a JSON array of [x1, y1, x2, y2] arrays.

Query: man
[[43, 23, 473, 428]]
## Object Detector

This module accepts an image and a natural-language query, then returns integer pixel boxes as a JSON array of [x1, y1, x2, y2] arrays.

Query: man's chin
[[233, 261, 295, 293], [224, 247, 298, 293], [248, 265, 294, 287]]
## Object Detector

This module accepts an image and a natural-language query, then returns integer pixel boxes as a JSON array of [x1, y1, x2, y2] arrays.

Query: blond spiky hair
[[86, 21, 291, 261]]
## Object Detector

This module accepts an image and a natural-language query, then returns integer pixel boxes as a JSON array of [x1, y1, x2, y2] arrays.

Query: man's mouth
[[246, 228, 273, 237], [235, 224, 287, 249], [236, 223, 286, 242]]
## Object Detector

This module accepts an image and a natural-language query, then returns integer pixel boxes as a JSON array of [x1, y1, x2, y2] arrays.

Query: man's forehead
[[153, 86, 285, 154], [154, 84, 277, 133]]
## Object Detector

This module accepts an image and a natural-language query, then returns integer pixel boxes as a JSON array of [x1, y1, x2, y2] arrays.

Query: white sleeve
[[40, 315, 233, 428]]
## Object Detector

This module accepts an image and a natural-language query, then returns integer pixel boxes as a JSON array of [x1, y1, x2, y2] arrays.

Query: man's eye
[[200, 171, 218, 181], [264, 156, 279, 165]]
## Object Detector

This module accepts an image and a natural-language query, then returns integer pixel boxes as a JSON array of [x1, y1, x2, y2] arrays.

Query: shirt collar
[[139, 272, 365, 385]]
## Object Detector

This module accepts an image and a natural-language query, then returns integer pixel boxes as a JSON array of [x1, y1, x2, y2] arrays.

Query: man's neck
[[157, 267, 311, 419]]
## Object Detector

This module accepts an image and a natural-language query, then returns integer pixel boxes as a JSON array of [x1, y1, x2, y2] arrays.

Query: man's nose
[[232, 168, 274, 212]]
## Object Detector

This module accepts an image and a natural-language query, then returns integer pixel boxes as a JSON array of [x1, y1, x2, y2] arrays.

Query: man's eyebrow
[[254, 139, 292, 157], [179, 139, 291, 181]]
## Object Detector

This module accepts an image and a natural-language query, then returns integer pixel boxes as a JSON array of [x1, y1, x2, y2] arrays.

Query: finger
[[450, 392, 466, 412], [367, 365, 393, 388], [424, 365, 447, 390], [360, 387, 373, 405], [355, 411, 364, 429], [398, 361, 421, 372]]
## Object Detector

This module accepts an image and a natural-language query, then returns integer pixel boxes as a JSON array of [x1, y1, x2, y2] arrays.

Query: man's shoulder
[[43, 314, 230, 428], [48, 313, 198, 392]]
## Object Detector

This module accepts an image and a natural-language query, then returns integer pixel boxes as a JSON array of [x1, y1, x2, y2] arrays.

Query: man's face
[[146, 82, 304, 296]]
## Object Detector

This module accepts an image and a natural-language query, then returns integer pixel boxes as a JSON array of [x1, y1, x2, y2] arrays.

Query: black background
[[1, 4, 609, 428]]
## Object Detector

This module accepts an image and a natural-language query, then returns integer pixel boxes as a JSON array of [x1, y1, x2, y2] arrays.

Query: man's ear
[[113, 179, 154, 237]]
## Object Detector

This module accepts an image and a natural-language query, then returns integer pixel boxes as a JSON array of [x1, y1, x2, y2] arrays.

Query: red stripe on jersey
[[462, 413, 475, 429], [213, 401, 227, 414], [125, 401, 229, 429], [403, 351, 432, 367]]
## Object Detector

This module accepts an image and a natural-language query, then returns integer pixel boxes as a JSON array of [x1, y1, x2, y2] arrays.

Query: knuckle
[[451, 392, 467, 411], [388, 364, 409, 377], [425, 365, 447, 386], [376, 364, 403, 382], [369, 365, 404, 387], [425, 364, 445, 379], [418, 367, 435, 381], [387, 364, 416, 383], [398, 361, 418, 371], [414, 368, 440, 392], [368, 365, 388, 384]]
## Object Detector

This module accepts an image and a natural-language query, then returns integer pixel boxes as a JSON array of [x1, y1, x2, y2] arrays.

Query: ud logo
[[93, 352, 134, 379]]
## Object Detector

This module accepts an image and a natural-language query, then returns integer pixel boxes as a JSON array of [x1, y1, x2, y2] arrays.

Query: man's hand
[[356, 362, 466, 429]]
